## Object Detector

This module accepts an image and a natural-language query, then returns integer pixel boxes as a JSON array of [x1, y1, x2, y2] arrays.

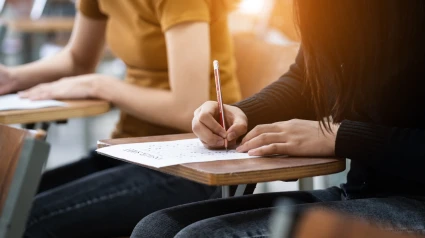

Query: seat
[[271, 207, 423, 238], [232, 32, 300, 99], [0, 125, 50, 238]]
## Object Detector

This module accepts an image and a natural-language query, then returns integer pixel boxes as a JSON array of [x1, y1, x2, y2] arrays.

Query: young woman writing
[[0, 0, 241, 237], [132, 0, 425, 237]]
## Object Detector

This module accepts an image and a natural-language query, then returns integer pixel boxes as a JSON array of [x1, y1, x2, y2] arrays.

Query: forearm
[[9, 47, 94, 91], [9, 14, 106, 92], [335, 120, 425, 183], [234, 49, 315, 129], [94, 78, 206, 132]]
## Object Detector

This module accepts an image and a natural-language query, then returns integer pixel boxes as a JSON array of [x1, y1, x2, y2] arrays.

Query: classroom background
[[0, 0, 349, 194]]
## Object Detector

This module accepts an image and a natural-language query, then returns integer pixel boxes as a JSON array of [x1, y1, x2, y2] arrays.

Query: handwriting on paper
[[97, 139, 258, 168]]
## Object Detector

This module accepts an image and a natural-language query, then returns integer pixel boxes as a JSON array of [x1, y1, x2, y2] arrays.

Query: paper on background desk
[[0, 94, 66, 111], [96, 138, 258, 168]]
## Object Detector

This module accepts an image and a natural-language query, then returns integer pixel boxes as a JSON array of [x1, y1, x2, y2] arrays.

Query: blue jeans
[[24, 151, 221, 237], [131, 187, 425, 238]]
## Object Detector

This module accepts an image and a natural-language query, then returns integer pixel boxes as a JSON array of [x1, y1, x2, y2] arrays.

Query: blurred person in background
[[0, 0, 241, 237]]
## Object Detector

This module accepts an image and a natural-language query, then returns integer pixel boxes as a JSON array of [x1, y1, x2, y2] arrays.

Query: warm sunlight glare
[[238, 0, 266, 14]]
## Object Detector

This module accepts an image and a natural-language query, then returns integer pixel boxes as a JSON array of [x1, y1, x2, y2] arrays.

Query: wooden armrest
[[294, 210, 422, 238]]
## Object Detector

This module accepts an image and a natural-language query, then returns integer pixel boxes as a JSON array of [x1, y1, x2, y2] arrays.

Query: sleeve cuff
[[77, 0, 107, 20], [335, 120, 389, 161], [161, 15, 210, 32]]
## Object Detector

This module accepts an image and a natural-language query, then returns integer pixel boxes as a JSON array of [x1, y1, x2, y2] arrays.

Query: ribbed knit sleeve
[[336, 120, 425, 183], [234, 48, 315, 130]]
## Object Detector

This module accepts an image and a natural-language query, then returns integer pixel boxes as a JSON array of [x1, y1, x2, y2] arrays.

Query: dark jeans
[[131, 187, 425, 238], [24, 151, 221, 238]]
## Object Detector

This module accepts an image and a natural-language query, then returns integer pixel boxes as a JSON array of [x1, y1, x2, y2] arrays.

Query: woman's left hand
[[236, 119, 340, 157], [18, 74, 105, 100]]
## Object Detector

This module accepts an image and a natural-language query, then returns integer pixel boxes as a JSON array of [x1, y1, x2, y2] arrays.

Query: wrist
[[329, 122, 340, 156], [7, 67, 21, 91], [90, 75, 117, 102]]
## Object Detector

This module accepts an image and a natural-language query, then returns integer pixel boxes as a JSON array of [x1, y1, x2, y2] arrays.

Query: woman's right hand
[[192, 101, 248, 149], [0, 64, 17, 95]]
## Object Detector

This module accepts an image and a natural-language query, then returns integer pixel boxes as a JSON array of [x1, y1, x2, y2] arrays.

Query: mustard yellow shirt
[[78, 0, 241, 138]]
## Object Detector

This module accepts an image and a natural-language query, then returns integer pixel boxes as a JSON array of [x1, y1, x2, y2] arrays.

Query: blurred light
[[238, 0, 266, 14]]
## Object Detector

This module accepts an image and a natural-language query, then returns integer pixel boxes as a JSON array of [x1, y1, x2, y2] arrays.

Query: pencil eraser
[[213, 60, 219, 70]]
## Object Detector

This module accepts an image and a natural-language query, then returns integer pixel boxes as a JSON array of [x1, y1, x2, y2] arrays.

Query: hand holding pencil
[[192, 60, 248, 150]]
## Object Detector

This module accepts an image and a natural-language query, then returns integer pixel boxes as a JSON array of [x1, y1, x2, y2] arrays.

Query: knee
[[174, 220, 220, 238], [175, 224, 209, 238], [131, 210, 179, 238], [23, 220, 52, 238], [130, 213, 159, 238]]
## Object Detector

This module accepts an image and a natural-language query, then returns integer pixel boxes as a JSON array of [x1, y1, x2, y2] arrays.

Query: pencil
[[213, 60, 228, 151]]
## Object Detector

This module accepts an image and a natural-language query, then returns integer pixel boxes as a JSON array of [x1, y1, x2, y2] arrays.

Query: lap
[[37, 150, 126, 192], [177, 195, 425, 238], [131, 187, 342, 238], [26, 161, 220, 238], [131, 187, 425, 238]]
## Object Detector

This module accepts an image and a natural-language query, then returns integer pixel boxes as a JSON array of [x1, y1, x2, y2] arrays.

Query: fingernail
[[248, 149, 257, 156], [236, 146, 243, 152], [216, 140, 224, 146], [227, 132, 236, 141], [220, 132, 226, 138]]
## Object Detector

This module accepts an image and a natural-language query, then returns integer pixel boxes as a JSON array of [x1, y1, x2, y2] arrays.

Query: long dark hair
[[293, 0, 425, 129]]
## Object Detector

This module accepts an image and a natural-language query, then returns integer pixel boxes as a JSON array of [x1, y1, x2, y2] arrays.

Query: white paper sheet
[[0, 94, 67, 111], [96, 139, 258, 168]]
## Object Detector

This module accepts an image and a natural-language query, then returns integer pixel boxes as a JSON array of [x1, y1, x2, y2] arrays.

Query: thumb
[[226, 117, 247, 142]]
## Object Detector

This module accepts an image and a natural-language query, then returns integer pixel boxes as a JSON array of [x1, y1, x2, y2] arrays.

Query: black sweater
[[234, 50, 425, 199]]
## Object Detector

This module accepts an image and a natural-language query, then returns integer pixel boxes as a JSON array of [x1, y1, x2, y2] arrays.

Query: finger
[[193, 118, 225, 148], [19, 85, 44, 99], [193, 107, 201, 117], [31, 92, 52, 100], [198, 105, 226, 138], [25, 84, 56, 100], [226, 118, 247, 142], [26, 88, 46, 100], [17, 90, 30, 98], [20, 90, 41, 99], [248, 143, 290, 156], [237, 133, 285, 152], [241, 124, 282, 145], [200, 139, 224, 150], [227, 139, 237, 149]]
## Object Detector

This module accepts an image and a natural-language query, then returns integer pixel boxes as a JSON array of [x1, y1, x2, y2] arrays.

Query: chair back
[[233, 33, 299, 99], [0, 125, 50, 238], [271, 208, 423, 238]]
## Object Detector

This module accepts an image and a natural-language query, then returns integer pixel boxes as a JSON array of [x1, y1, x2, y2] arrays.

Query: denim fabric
[[24, 151, 221, 238], [131, 187, 425, 238]]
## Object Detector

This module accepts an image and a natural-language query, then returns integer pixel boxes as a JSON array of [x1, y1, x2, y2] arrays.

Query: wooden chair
[[233, 32, 300, 99], [0, 125, 50, 238], [271, 208, 423, 238]]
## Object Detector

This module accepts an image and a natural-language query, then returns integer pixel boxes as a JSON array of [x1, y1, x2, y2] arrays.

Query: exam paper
[[0, 94, 66, 111], [96, 139, 258, 168]]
